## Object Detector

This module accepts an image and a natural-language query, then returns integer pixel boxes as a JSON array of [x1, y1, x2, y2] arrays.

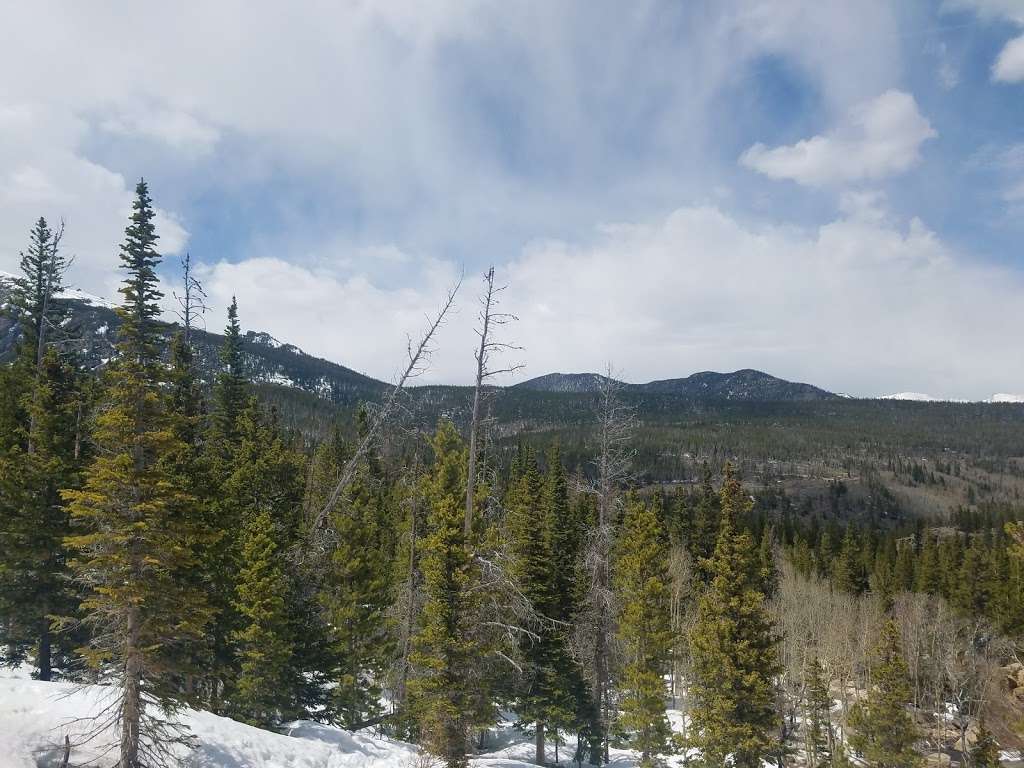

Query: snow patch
[[54, 286, 119, 310], [988, 393, 1024, 403], [881, 392, 938, 402]]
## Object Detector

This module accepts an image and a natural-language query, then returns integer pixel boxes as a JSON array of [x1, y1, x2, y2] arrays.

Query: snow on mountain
[[53, 286, 120, 310], [881, 392, 938, 401], [989, 393, 1024, 403]]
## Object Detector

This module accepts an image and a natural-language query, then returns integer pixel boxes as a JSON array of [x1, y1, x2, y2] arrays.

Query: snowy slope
[[1, 669, 625, 768], [0, 668, 425, 768]]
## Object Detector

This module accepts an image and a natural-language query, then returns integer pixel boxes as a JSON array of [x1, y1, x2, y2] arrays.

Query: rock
[[1013, 685, 1024, 703], [924, 752, 951, 767]]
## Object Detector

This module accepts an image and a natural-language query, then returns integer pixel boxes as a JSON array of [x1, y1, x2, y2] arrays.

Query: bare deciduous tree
[[464, 266, 522, 539]]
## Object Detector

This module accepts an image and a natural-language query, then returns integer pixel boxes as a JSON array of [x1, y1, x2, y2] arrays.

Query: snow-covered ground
[[0, 668, 663, 768]]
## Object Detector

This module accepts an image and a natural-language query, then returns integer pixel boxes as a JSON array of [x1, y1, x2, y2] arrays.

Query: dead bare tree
[[575, 366, 635, 764], [172, 252, 208, 343], [308, 277, 461, 539], [464, 266, 523, 539]]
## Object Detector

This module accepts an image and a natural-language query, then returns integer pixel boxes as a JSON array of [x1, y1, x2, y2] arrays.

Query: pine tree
[[832, 527, 868, 595], [846, 620, 921, 768], [11, 217, 69, 363], [223, 399, 311, 725], [409, 421, 489, 768], [614, 497, 672, 766], [312, 414, 396, 728], [64, 179, 210, 768], [0, 347, 84, 678], [232, 501, 294, 728], [0, 217, 83, 679], [204, 300, 252, 710], [690, 464, 720, 580], [210, 296, 247, 452], [689, 465, 780, 768]]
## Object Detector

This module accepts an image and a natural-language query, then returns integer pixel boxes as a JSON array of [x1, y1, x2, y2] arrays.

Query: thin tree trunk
[[536, 720, 545, 765], [37, 608, 51, 682], [122, 606, 142, 768]]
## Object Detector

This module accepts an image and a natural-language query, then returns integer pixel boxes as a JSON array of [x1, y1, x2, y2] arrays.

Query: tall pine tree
[[64, 180, 210, 768], [689, 465, 780, 768], [614, 497, 672, 766]]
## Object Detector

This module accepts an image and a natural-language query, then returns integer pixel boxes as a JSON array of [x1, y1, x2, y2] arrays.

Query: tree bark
[[535, 720, 545, 766]]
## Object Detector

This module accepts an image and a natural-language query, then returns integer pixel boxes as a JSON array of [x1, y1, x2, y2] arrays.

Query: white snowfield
[[2, 669, 638, 768], [0, 669, 426, 768]]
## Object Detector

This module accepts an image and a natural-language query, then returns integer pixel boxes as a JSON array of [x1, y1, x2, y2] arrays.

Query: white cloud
[[100, 107, 220, 153], [192, 203, 1023, 400], [740, 90, 936, 187], [0, 103, 189, 294], [993, 34, 1024, 82], [942, 0, 1024, 25]]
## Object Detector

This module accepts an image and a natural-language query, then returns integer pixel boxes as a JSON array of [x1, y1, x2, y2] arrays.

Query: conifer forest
[[3, 4, 1024, 768]]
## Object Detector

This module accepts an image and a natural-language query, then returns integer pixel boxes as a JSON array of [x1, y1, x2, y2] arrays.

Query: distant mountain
[[515, 368, 836, 401], [0, 272, 387, 407], [637, 369, 835, 401], [513, 372, 622, 393]]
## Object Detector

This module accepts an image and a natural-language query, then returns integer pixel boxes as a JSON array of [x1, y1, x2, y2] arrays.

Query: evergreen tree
[[690, 464, 720, 580], [232, 502, 294, 728], [0, 347, 84, 678], [409, 421, 490, 768], [223, 399, 312, 725], [846, 620, 921, 768], [689, 465, 780, 768], [64, 180, 210, 768], [832, 527, 868, 595], [204, 300, 252, 710], [211, 296, 247, 451], [614, 497, 672, 766], [312, 414, 396, 728]]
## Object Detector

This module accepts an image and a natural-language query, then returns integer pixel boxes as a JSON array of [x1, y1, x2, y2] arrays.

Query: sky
[[0, 0, 1022, 399]]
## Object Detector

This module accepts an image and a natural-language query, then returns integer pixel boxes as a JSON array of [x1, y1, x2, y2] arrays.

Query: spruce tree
[[614, 497, 672, 766], [689, 465, 780, 768], [64, 179, 210, 768], [846, 620, 921, 768], [0, 347, 84, 678], [204, 300, 252, 710], [211, 296, 247, 450], [409, 421, 489, 768], [312, 414, 396, 728], [223, 398, 311, 725]]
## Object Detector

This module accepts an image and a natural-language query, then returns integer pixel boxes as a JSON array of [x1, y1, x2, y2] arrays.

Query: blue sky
[[0, 1, 1022, 398]]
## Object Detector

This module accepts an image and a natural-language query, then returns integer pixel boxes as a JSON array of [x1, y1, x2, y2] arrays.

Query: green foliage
[[312, 415, 397, 728], [689, 466, 780, 768], [409, 421, 489, 768], [846, 620, 921, 768], [614, 497, 672, 765], [63, 180, 212, 766]]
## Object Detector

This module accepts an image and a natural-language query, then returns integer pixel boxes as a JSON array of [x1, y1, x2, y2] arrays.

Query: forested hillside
[[2, 190, 1023, 768]]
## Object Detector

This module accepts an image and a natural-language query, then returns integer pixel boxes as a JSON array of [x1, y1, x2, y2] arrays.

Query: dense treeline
[[1, 183, 1022, 768]]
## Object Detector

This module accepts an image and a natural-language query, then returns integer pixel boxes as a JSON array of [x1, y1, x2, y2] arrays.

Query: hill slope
[[515, 368, 836, 401]]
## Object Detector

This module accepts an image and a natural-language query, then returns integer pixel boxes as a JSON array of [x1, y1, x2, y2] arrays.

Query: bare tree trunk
[[121, 606, 142, 768], [464, 267, 521, 539], [311, 279, 460, 537], [536, 720, 545, 765], [37, 603, 51, 682]]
